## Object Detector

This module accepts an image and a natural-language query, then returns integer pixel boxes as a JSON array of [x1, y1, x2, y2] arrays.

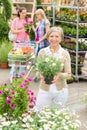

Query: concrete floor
[[0, 68, 87, 130]]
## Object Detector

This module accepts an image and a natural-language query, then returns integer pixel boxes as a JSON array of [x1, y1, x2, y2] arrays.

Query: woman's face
[[48, 31, 61, 47], [19, 9, 27, 19], [36, 13, 42, 21]]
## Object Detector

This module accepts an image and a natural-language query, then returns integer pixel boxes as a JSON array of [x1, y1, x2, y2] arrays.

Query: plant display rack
[[42, 1, 87, 80], [12, 0, 36, 19], [55, 5, 87, 80]]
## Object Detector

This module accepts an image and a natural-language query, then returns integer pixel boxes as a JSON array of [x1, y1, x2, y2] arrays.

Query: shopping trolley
[[8, 40, 36, 82]]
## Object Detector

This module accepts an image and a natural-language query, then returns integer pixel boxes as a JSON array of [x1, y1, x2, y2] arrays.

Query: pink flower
[[4, 87, 8, 91], [20, 84, 25, 88], [25, 110, 30, 115], [23, 79, 29, 84], [11, 90, 15, 95], [27, 77, 32, 82], [6, 100, 11, 105], [70, 44, 74, 46], [29, 105, 34, 109], [30, 91, 34, 96], [10, 104, 15, 109], [64, 39, 70, 43], [0, 90, 3, 95], [33, 97, 36, 101], [7, 95, 13, 99], [28, 20, 33, 24], [20, 72, 26, 77], [28, 98, 33, 102]]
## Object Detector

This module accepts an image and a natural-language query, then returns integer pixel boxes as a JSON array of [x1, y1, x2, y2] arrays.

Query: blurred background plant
[[0, 39, 12, 64], [0, 0, 12, 40]]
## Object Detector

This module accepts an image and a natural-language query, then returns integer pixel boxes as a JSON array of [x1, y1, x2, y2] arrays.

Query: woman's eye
[[50, 36, 53, 38], [50, 36, 59, 38]]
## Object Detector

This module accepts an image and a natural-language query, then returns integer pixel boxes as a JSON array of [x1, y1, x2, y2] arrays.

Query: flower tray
[[8, 48, 35, 66]]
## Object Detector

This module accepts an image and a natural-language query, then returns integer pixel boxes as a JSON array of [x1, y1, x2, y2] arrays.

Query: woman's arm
[[52, 50, 71, 83], [10, 18, 25, 34], [36, 22, 50, 44], [58, 50, 71, 79]]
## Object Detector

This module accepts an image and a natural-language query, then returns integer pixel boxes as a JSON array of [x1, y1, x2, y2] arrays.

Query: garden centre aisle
[[0, 68, 87, 130]]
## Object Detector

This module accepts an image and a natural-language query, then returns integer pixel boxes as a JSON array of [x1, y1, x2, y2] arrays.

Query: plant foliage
[[0, 75, 36, 119], [0, 0, 12, 21], [0, 18, 10, 40], [36, 55, 61, 80]]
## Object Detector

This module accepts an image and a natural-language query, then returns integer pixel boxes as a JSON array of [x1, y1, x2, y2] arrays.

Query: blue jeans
[[10, 65, 25, 78]]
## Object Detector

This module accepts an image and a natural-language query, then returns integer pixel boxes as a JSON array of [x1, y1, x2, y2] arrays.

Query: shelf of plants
[[54, 4, 87, 80], [42, 2, 87, 80]]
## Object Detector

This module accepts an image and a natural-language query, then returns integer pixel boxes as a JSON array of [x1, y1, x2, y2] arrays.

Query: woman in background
[[34, 8, 50, 54], [10, 7, 30, 42], [10, 7, 31, 82]]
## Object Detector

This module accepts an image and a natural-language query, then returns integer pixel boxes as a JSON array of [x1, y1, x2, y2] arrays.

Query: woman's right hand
[[40, 74, 46, 84]]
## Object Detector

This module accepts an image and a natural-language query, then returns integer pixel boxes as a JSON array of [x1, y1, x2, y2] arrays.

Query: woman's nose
[[52, 36, 57, 40]]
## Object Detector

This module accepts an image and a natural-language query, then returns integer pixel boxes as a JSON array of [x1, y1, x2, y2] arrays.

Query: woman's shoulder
[[12, 17, 19, 23], [61, 47, 70, 56], [43, 19, 50, 25], [38, 47, 48, 56]]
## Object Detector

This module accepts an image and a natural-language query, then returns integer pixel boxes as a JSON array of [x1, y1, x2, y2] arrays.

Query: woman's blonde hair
[[47, 26, 64, 41], [35, 9, 46, 19]]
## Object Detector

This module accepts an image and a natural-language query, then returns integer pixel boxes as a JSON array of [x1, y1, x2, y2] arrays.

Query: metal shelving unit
[[54, 3, 87, 80]]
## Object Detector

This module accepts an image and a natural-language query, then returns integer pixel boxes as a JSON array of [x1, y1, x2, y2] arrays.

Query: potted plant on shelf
[[0, 40, 12, 69]]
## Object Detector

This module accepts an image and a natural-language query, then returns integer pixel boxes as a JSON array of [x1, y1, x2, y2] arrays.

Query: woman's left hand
[[36, 41, 40, 44], [52, 75, 59, 83]]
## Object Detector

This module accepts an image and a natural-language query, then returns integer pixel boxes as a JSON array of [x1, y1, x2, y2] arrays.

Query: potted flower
[[0, 74, 36, 119], [36, 55, 61, 84]]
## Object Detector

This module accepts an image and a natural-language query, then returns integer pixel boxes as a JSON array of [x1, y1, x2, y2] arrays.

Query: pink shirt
[[11, 17, 29, 41]]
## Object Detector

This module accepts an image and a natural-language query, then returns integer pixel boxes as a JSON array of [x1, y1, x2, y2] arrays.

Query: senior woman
[[36, 26, 71, 110]]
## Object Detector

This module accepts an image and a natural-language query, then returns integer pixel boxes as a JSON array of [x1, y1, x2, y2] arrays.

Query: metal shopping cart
[[8, 40, 36, 82]]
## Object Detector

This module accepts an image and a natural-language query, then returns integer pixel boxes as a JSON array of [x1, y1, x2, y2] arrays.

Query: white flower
[[0, 115, 2, 119], [45, 57, 49, 62], [39, 128, 43, 130], [21, 124, 27, 128], [52, 63, 56, 66], [43, 124, 51, 130], [63, 125, 69, 130], [1, 121, 11, 126], [11, 120, 18, 124], [65, 116, 70, 120], [0, 117, 6, 122]]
